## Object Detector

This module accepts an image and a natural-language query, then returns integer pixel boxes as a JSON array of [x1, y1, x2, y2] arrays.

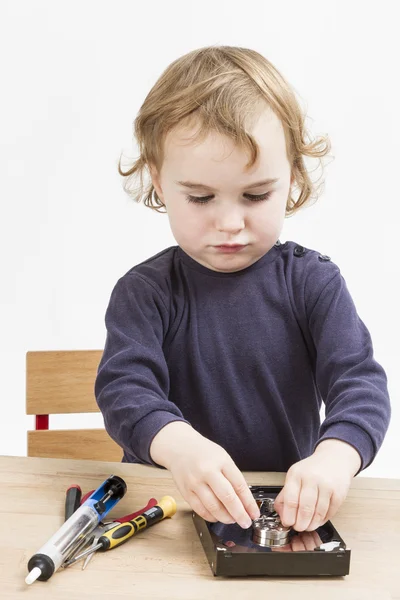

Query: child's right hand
[[149, 422, 260, 528]]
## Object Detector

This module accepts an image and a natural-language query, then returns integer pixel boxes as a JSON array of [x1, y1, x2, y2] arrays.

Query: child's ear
[[149, 164, 164, 200]]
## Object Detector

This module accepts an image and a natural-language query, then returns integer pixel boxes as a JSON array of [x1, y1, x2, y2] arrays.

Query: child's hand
[[274, 439, 361, 532], [150, 422, 260, 528], [169, 435, 261, 528]]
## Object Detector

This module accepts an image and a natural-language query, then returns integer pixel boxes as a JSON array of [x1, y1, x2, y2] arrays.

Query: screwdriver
[[63, 495, 176, 566], [65, 485, 82, 521]]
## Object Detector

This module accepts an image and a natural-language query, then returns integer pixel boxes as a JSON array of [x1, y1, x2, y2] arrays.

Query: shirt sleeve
[[304, 260, 391, 473], [95, 273, 190, 466]]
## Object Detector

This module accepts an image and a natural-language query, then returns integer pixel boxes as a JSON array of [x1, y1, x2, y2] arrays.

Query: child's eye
[[186, 192, 272, 205], [245, 192, 272, 202], [186, 195, 213, 205]]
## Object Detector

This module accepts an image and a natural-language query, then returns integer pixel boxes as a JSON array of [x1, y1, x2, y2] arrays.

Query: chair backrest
[[26, 350, 122, 461]]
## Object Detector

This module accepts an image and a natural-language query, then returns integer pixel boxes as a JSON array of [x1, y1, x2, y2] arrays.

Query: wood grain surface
[[1, 456, 399, 599]]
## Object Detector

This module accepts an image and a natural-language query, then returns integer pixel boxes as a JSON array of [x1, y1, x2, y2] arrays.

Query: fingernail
[[240, 519, 252, 529]]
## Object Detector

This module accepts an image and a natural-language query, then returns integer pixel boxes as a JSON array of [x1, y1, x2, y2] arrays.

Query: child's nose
[[215, 208, 245, 233]]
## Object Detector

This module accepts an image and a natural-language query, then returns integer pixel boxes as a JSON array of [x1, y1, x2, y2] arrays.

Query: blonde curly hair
[[118, 45, 332, 216]]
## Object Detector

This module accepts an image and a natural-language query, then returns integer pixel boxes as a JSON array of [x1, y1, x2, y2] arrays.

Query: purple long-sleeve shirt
[[95, 240, 391, 472]]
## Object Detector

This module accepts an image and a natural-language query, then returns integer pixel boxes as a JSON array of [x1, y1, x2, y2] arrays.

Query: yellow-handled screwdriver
[[63, 495, 176, 567]]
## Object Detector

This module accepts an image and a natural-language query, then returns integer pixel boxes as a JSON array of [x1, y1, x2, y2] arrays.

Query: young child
[[95, 45, 391, 533]]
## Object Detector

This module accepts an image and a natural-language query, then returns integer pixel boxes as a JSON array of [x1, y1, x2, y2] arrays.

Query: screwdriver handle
[[64, 485, 82, 521], [98, 495, 176, 551]]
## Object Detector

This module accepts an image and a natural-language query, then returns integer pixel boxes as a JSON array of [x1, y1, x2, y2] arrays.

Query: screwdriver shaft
[[64, 542, 102, 565]]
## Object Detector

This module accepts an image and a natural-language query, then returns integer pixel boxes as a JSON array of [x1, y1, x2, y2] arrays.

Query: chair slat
[[26, 350, 103, 415], [27, 429, 122, 461]]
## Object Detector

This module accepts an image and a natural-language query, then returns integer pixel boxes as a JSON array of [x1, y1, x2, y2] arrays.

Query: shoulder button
[[293, 245, 306, 257], [318, 254, 331, 261]]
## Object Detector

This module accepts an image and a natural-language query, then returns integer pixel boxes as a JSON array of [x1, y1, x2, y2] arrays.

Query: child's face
[[151, 107, 293, 273]]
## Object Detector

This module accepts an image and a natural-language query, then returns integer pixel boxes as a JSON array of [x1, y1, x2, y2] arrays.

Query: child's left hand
[[274, 439, 362, 532]]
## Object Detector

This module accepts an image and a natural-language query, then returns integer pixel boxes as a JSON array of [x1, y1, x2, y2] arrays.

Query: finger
[[324, 490, 345, 523], [306, 487, 331, 531], [186, 490, 223, 523], [294, 482, 318, 531], [291, 535, 306, 552], [301, 531, 318, 551], [207, 473, 253, 529], [195, 483, 237, 524], [221, 463, 260, 523], [280, 475, 301, 527], [311, 530, 323, 547], [274, 490, 284, 517]]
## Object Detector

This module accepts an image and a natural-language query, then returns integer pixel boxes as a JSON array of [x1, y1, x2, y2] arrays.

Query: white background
[[1, 0, 399, 477]]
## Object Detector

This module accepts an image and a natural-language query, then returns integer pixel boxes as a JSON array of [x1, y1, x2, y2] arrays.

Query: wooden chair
[[26, 350, 122, 461]]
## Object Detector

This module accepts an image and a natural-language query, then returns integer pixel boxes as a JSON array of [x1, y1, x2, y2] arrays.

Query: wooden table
[[1, 456, 399, 599]]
